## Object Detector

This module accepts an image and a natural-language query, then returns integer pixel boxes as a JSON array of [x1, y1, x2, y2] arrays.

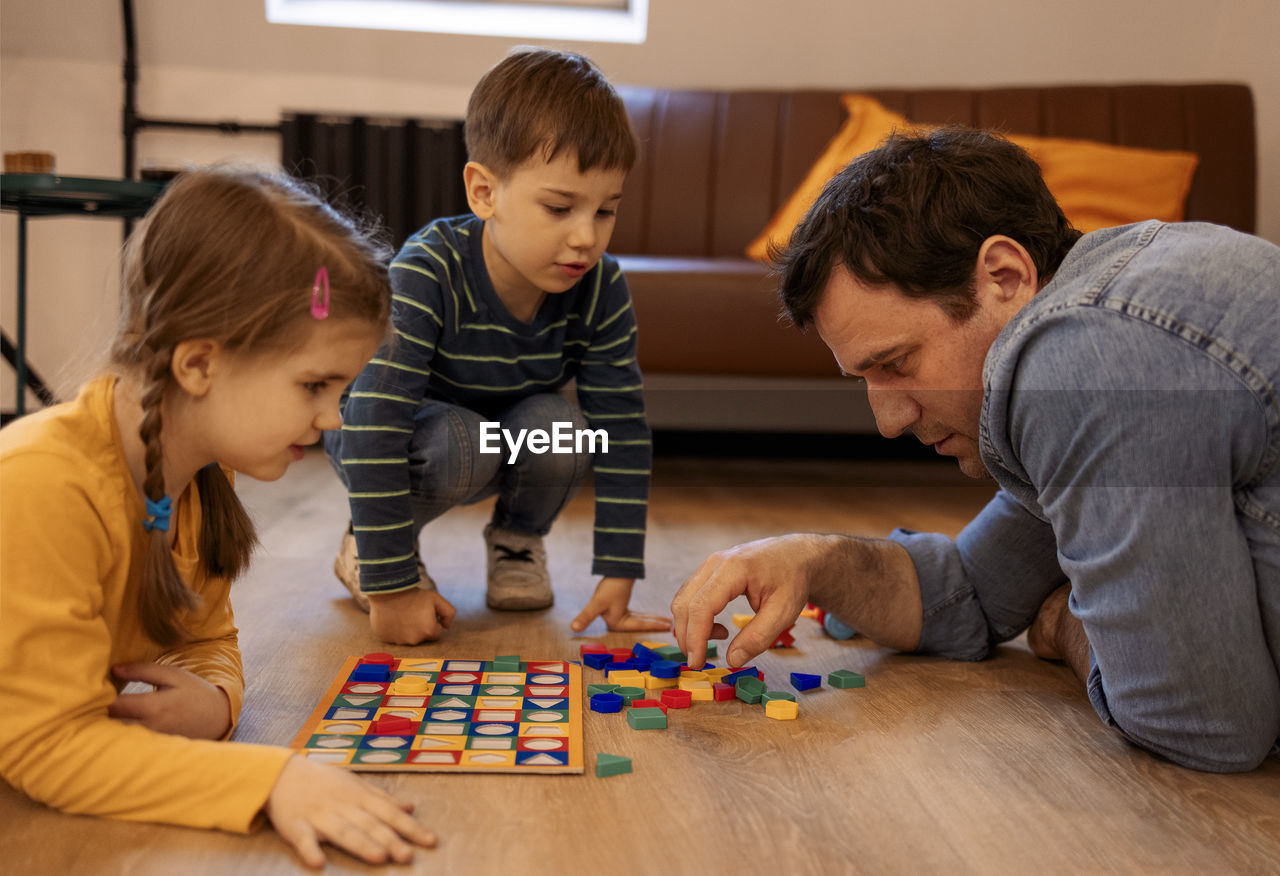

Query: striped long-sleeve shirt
[[337, 214, 650, 593]]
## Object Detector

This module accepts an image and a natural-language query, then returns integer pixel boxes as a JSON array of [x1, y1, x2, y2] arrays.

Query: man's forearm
[[808, 534, 923, 652]]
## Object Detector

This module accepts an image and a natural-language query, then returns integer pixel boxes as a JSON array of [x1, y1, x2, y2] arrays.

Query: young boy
[[325, 47, 670, 645]]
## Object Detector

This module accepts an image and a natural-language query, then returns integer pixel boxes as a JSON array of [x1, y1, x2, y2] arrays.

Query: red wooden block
[[360, 652, 395, 665], [630, 698, 668, 714], [608, 648, 633, 662], [369, 714, 415, 735], [660, 689, 693, 709], [772, 627, 796, 649], [712, 682, 735, 702], [579, 642, 610, 655]]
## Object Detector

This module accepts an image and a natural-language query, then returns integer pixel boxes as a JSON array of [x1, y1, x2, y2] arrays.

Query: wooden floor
[[4, 448, 1279, 874]]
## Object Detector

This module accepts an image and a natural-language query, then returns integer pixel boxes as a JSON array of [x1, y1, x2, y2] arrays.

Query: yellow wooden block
[[679, 670, 708, 681], [679, 678, 713, 693], [765, 699, 799, 720], [690, 685, 714, 702], [732, 613, 754, 629], [644, 675, 678, 690], [703, 667, 730, 681], [640, 640, 670, 650], [606, 670, 645, 686]]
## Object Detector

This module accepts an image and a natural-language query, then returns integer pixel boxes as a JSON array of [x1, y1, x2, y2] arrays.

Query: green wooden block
[[615, 685, 646, 705], [735, 676, 763, 704], [587, 683, 620, 697], [761, 690, 797, 703], [626, 706, 668, 730], [596, 753, 632, 777], [653, 645, 686, 662], [828, 670, 866, 689], [705, 642, 718, 658], [491, 657, 521, 672]]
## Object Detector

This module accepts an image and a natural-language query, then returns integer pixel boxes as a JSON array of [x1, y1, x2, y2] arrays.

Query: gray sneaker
[[484, 524, 553, 610], [334, 528, 435, 613]]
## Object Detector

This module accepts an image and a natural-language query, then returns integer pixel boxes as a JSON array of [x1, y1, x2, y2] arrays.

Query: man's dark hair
[[776, 127, 1082, 328], [465, 46, 637, 176]]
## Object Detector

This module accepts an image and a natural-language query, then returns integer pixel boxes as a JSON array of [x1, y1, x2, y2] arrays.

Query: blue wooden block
[[790, 672, 822, 691]]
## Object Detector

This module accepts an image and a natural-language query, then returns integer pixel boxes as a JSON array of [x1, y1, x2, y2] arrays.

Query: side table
[[1, 174, 167, 418]]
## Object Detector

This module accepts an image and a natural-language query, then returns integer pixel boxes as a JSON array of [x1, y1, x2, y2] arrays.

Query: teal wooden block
[[596, 753, 632, 777], [626, 706, 668, 730]]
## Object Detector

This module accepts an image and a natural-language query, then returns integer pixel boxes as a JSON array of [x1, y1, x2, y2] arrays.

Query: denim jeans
[[326, 392, 591, 539], [892, 222, 1280, 772]]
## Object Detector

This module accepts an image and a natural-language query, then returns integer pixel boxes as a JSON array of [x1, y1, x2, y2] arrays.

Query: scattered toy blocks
[[596, 753, 632, 777], [627, 707, 668, 730], [630, 698, 668, 713], [590, 692, 624, 713], [648, 660, 680, 679], [828, 670, 866, 689], [660, 689, 693, 709], [735, 676, 765, 704], [583, 652, 614, 670], [765, 699, 799, 720], [771, 626, 796, 649], [790, 672, 822, 692], [615, 686, 645, 705]]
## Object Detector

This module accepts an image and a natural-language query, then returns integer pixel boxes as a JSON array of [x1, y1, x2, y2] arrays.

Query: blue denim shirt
[[892, 221, 1280, 771]]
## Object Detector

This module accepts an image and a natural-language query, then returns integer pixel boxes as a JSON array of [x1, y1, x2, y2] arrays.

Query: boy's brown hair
[[465, 46, 637, 176]]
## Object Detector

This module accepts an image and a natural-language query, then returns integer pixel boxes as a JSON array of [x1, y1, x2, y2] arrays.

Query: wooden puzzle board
[[289, 656, 583, 773]]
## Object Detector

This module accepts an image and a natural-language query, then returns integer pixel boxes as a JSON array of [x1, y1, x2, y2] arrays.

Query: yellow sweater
[[0, 377, 292, 831]]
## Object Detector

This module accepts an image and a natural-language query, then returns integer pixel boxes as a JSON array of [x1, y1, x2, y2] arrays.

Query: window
[[265, 0, 648, 44]]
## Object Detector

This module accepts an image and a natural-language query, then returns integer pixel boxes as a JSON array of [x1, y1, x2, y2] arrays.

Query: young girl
[[0, 166, 436, 867]]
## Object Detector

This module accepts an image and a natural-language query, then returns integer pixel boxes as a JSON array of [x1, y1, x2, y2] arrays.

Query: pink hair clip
[[311, 266, 331, 319]]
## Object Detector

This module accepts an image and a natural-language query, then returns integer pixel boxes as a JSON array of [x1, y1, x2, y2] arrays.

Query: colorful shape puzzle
[[290, 655, 583, 773]]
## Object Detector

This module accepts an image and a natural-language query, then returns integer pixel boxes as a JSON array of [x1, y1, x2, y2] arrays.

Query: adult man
[[672, 128, 1280, 772]]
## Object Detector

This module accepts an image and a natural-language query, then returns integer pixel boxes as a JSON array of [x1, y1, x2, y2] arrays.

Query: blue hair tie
[[143, 495, 172, 533]]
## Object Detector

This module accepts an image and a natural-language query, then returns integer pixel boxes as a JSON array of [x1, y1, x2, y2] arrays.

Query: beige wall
[[3, 0, 1279, 407]]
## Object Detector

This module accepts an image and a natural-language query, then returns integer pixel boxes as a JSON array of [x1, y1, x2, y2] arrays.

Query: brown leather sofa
[[611, 84, 1257, 420]]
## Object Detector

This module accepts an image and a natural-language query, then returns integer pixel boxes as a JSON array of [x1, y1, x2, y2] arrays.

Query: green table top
[[0, 173, 167, 218]]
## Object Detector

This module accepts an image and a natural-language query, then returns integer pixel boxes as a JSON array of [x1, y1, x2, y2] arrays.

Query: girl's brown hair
[[110, 165, 392, 645]]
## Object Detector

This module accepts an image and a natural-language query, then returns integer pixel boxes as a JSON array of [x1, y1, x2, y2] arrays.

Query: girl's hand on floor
[[264, 755, 437, 868], [109, 662, 232, 739]]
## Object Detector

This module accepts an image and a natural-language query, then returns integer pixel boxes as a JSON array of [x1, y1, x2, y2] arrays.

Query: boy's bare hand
[[264, 755, 437, 868], [108, 662, 232, 740], [369, 588, 456, 645], [570, 577, 671, 633]]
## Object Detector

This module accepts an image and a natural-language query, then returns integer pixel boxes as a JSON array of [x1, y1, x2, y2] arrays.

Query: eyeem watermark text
[[479, 421, 608, 463]]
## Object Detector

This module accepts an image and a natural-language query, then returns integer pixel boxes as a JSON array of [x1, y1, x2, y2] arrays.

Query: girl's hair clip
[[311, 266, 331, 319]]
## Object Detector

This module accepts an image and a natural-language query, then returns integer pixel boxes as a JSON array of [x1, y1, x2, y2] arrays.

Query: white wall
[[3, 0, 1279, 408]]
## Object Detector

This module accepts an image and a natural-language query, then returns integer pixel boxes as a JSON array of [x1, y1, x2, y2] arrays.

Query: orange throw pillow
[[745, 94, 1200, 262]]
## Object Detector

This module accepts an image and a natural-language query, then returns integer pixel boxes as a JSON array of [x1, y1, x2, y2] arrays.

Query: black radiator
[[280, 113, 469, 248]]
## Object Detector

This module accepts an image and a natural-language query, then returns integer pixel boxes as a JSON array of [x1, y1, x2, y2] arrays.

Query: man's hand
[[369, 588, 456, 645], [264, 755, 437, 868], [671, 534, 829, 669], [108, 662, 232, 739], [570, 577, 671, 633], [1026, 583, 1090, 687]]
